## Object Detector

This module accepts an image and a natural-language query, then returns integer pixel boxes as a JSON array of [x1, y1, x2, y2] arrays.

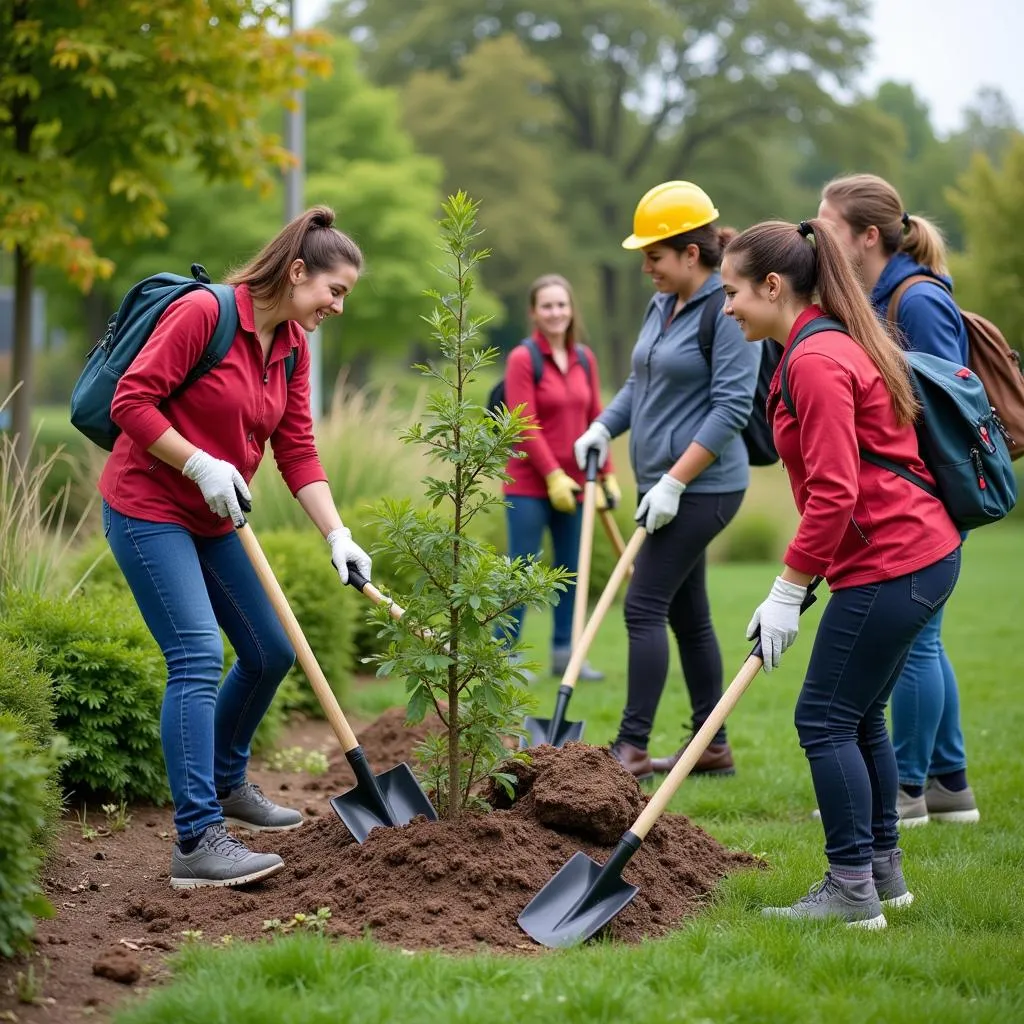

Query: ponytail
[[901, 214, 949, 276], [725, 219, 919, 426], [227, 205, 363, 302]]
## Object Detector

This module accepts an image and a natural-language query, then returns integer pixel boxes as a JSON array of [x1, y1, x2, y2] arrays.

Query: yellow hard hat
[[622, 181, 720, 250]]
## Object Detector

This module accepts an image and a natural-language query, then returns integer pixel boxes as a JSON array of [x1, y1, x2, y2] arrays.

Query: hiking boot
[[170, 824, 284, 889], [872, 848, 914, 909], [896, 786, 929, 827], [551, 647, 605, 682], [609, 741, 654, 781], [925, 779, 980, 823], [650, 738, 735, 777], [508, 652, 537, 685], [762, 872, 887, 929], [219, 782, 304, 832]]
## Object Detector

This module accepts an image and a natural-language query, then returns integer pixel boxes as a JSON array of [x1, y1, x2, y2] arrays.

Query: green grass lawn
[[115, 523, 1024, 1024]]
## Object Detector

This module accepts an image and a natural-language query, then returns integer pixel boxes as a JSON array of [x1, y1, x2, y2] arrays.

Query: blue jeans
[[795, 549, 961, 866], [500, 496, 582, 650], [889, 607, 968, 787], [103, 502, 294, 842]]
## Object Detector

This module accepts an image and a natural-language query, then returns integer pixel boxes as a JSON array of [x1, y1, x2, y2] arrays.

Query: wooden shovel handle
[[560, 526, 646, 692], [236, 522, 359, 752], [598, 509, 634, 577], [347, 566, 406, 621], [570, 451, 601, 650], [630, 576, 824, 840]]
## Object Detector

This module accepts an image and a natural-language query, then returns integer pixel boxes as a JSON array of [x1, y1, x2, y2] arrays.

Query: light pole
[[285, 0, 322, 420]]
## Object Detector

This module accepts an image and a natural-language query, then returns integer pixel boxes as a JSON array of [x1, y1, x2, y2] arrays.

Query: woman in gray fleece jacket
[[573, 180, 760, 779]]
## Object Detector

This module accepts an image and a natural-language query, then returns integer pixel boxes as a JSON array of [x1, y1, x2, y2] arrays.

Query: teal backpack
[[70, 263, 295, 451], [780, 316, 1017, 532]]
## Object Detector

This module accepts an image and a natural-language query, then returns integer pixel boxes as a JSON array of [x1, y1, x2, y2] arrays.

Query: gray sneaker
[[872, 848, 914, 909], [896, 787, 929, 827], [219, 782, 304, 832], [551, 647, 605, 682], [762, 872, 887, 929], [925, 779, 980, 823], [170, 824, 284, 889]]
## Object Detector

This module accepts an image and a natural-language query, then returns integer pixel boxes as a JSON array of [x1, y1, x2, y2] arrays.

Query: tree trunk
[[11, 245, 34, 468], [600, 261, 630, 382]]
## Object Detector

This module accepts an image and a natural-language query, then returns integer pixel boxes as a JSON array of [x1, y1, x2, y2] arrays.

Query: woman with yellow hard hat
[[573, 181, 761, 779]]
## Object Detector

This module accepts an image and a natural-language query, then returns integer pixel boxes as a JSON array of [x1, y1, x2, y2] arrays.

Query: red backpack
[[887, 276, 1024, 460]]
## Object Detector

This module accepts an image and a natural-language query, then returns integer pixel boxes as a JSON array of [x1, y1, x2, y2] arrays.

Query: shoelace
[[202, 825, 252, 860], [234, 782, 273, 808]]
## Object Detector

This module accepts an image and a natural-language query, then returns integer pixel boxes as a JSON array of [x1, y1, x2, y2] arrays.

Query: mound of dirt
[[113, 741, 757, 952]]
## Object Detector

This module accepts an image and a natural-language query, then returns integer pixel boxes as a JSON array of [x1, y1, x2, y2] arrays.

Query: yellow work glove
[[545, 469, 582, 514], [598, 474, 622, 511]]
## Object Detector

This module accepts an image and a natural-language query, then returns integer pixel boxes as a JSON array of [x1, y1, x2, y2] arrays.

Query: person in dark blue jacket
[[818, 173, 980, 828]]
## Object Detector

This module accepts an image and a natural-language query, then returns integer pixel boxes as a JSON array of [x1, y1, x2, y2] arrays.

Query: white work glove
[[746, 576, 808, 673], [181, 450, 251, 526], [573, 421, 611, 471], [635, 474, 686, 533], [327, 526, 372, 586]]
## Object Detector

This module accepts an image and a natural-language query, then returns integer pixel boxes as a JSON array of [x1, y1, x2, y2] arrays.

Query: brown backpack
[[888, 275, 1024, 461]]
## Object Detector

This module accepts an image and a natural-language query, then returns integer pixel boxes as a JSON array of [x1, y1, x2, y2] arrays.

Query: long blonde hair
[[724, 219, 919, 425], [822, 173, 949, 276]]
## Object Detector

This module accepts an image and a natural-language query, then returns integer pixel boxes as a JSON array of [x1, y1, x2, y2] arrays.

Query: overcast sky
[[293, 0, 1023, 135]]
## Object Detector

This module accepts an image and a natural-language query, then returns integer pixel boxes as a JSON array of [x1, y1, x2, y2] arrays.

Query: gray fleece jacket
[[598, 273, 760, 494]]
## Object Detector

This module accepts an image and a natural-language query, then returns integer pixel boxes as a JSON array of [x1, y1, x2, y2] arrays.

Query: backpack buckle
[[190, 263, 211, 284]]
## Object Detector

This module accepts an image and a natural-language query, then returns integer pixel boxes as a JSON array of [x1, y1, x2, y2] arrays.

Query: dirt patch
[[0, 718, 757, 1022]]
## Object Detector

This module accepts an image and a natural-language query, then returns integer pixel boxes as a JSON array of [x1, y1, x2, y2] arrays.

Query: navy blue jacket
[[870, 252, 968, 364]]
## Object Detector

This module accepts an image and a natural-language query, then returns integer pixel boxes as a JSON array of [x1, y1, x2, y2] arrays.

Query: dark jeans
[[103, 502, 294, 841], [796, 548, 961, 866], [500, 495, 582, 650], [617, 490, 744, 750]]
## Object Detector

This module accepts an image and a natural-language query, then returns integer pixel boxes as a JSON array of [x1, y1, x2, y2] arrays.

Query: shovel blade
[[517, 850, 639, 948], [329, 761, 437, 843], [520, 714, 586, 750]]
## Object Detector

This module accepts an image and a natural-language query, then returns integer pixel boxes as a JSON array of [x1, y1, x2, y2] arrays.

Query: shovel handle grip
[[236, 523, 359, 753], [629, 575, 824, 841], [346, 566, 406, 621]]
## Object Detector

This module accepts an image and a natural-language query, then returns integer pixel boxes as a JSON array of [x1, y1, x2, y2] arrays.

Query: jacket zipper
[[851, 517, 870, 545]]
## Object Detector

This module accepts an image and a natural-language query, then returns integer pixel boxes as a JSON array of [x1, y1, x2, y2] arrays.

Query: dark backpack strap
[[575, 343, 592, 382], [697, 291, 725, 366], [176, 283, 239, 394], [779, 317, 847, 416], [886, 274, 948, 324], [522, 337, 545, 385], [859, 450, 939, 498], [284, 350, 297, 382]]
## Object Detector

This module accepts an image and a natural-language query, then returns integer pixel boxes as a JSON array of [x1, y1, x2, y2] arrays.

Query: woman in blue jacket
[[573, 181, 760, 779], [817, 172, 980, 827]]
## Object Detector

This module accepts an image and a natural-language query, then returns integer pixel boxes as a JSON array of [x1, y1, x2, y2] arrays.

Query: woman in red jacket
[[720, 218, 962, 928], [99, 206, 373, 889], [500, 274, 620, 680]]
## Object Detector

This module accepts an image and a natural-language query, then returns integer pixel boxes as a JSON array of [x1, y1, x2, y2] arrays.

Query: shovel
[[570, 448, 601, 651], [518, 576, 824, 947], [522, 526, 647, 748], [597, 483, 633, 579], [234, 507, 437, 843]]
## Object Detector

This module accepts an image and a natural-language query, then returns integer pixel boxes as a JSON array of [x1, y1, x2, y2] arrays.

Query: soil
[[0, 707, 758, 1023]]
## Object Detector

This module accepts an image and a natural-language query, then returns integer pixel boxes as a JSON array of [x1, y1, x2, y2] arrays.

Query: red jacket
[[503, 331, 611, 498], [768, 307, 960, 589], [99, 284, 327, 536]]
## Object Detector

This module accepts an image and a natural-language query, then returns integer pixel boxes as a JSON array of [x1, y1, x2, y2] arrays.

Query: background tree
[[947, 133, 1024, 351], [0, 0, 328, 463], [325, 0, 881, 376]]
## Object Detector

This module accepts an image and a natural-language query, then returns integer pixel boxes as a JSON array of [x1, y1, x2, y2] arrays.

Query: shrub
[[0, 591, 169, 804], [714, 513, 785, 564], [0, 716, 58, 958]]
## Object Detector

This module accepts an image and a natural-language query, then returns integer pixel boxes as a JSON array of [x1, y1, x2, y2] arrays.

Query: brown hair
[[724, 219, 919, 425], [227, 205, 363, 302], [822, 173, 949, 276], [528, 273, 586, 346], [659, 224, 736, 269]]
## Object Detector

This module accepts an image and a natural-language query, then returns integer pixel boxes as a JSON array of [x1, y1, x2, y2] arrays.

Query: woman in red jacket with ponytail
[[720, 218, 961, 929]]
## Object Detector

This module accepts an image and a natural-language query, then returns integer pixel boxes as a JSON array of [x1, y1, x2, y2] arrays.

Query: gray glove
[[635, 474, 686, 533], [573, 422, 611, 471], [327, 527, 372, 586], [746, 576, 808, 672], [182, 450, 250, 526]]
